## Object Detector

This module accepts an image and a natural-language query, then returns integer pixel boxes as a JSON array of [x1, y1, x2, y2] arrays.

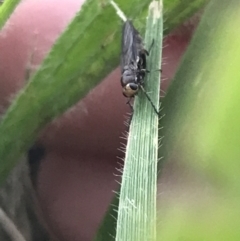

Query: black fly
[[121, 20, 159, 115]]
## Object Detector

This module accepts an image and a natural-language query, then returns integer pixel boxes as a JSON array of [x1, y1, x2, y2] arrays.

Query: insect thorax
[[121, 65, 137, 87]]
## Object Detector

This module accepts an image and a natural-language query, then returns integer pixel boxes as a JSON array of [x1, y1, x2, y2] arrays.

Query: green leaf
[[157, 0, 240, 240], [93, 193, 119, 241], [161, 0, 240, 188], [163, 0, 209, 34], [0, 0, 21, 30], [0, 0, 154, 184]]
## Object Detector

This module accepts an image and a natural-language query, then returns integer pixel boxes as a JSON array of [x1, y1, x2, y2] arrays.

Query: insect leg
[[126, 98, 134, 127], [147, 40, 163, 73], [148, 39, 155, 54], [126, 98, 134, 111], [151, 69, 162, 73], [140, 85, 159, 116]]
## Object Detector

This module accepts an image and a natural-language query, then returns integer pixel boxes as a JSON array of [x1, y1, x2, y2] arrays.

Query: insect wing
[[121, 21, 139, 71]]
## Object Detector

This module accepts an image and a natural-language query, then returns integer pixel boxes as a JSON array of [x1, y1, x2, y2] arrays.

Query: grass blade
[[115, 1, 163, 241]]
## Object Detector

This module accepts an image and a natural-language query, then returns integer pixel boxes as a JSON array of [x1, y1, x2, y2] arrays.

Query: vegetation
[[2, 0, 239, 240]]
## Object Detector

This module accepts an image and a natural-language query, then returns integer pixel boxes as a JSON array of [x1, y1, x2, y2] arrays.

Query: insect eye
[[122, 83, 139, 97], [128, 83, 138, 90]]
